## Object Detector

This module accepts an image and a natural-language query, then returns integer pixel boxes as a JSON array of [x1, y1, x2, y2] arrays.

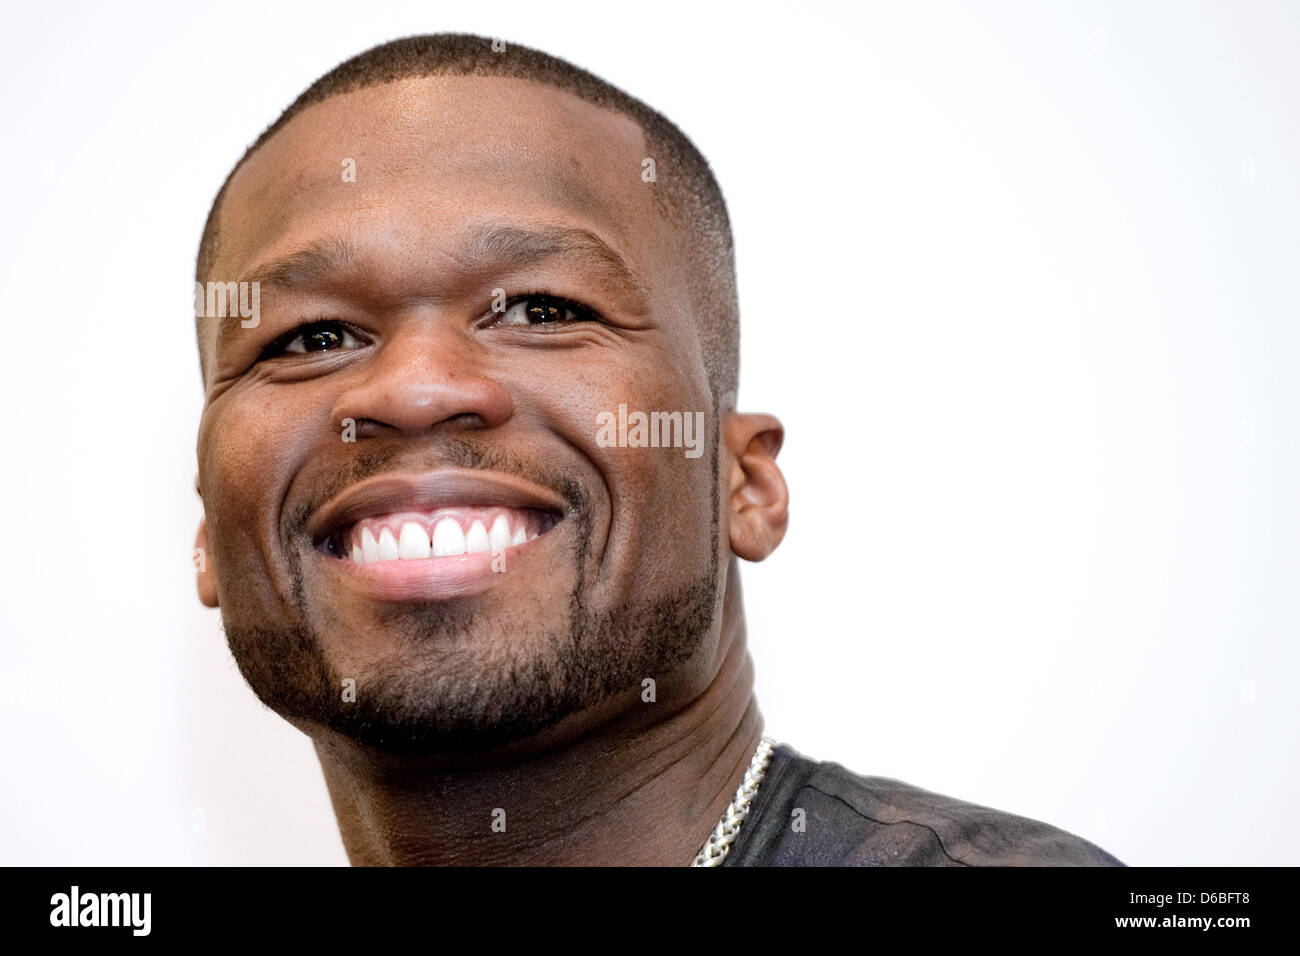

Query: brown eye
[[273, 321, 366, 356], [496, 294, 595, 327], [300, 327, 343, 351]]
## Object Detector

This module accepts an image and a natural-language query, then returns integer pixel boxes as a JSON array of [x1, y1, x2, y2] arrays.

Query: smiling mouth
[[323, 506, 562, 564], [306, 469, 572, 597]]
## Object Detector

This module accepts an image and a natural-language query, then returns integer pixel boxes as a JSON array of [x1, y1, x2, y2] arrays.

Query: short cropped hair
[[196, 33, 738, 404]]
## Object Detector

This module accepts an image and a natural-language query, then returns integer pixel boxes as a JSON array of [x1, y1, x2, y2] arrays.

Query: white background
[[1, 0, 1296, 866]]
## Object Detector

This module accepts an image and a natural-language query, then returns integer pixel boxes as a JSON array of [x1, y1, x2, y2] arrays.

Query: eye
[[263, 321, 367, 358], [491, 293, 599, 327]]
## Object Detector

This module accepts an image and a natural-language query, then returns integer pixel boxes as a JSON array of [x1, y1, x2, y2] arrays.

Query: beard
[[222, 572, 717, 756], [220, 435, 721, 757]]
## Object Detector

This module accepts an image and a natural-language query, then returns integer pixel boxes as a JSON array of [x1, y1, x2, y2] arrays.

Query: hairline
[[195, 35, 738, 403]]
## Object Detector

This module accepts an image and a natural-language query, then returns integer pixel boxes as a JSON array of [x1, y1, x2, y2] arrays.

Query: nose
[[330, 318, 514, 438]]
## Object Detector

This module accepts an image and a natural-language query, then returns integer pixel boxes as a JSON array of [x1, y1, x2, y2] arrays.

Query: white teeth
[[432, 518, 467, 557], [465, 520, 490, 554], [489, 514, 512, 551], [398, 521, 431, 559], [377, 527, 400, 561], [350, 512, 548, 564]]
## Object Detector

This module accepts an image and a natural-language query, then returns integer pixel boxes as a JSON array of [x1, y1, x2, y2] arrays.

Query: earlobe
[[724, 412, 789, 562], [195, 519, 219, 608]]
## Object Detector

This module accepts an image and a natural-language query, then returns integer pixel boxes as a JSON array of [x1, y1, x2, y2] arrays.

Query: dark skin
[[194, 75, 788, 865]]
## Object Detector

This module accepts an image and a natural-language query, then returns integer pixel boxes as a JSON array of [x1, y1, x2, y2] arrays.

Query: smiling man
[[193, 33, 1122, 867]]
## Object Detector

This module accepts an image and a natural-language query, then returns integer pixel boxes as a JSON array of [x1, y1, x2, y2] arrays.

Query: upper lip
[[306, 469, 570, 547]]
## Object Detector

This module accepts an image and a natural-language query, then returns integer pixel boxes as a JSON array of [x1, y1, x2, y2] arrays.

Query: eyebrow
[[238, 222, 649, 303], [239, 235, 359, 291], [215, 223, 651, 361]]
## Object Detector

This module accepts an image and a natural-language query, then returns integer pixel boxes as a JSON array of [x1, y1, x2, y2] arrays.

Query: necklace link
[[690, 735, 777, 867]]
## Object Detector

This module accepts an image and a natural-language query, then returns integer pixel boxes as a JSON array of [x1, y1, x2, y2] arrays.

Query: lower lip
[[321, 532, 551, 602]]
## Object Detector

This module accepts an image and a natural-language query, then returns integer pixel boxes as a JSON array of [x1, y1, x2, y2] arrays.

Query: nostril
[[336, 417, 383, 441], [445, 412, 490, 429]]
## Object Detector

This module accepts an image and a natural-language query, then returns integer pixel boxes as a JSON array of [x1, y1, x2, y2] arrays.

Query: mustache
[[286, 436, 589, 535]]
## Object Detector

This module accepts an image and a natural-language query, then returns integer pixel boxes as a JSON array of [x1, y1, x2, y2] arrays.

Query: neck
[[313, 563, 763, 866]]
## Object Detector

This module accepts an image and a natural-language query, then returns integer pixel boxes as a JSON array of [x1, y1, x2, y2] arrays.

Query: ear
[[195, 510, 219, 608], [724, 412, 789, 561]]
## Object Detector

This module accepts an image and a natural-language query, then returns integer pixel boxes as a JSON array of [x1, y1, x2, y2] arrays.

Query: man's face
[[195, 76, 723, 758]]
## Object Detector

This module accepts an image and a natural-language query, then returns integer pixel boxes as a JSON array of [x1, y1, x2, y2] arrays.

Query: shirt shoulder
[[723, 743, 1125, 867]]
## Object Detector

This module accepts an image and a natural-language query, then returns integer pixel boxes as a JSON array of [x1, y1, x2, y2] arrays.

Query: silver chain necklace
[[690, 735, 777, 866]]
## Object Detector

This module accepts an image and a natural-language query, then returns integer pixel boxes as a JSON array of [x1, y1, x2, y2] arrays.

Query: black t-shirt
[[724, 743, 1125, 866]]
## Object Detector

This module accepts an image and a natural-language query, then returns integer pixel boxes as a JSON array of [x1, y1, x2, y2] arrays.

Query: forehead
[[212, 75, 665, 293]]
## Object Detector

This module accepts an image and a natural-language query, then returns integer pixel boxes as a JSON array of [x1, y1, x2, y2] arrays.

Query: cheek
[[526, 368, 716, 584], [198, 395, 320, 585], [202, 388, 325, 496], [603, 440, 717, 596]]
